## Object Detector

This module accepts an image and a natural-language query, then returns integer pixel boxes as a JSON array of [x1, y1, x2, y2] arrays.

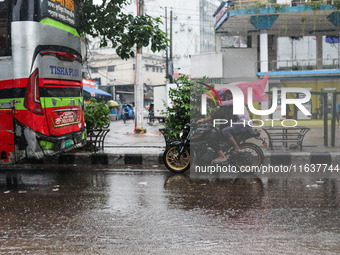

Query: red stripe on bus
[[43, 79, 82, 87], [0, 79, 28, 89], [43, 85, 81, 89], [0, 79, 82, 89]]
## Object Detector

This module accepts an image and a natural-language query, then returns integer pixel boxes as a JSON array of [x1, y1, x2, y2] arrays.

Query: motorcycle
[[122, 103, 134, 123], [162, 123, 266, 173]]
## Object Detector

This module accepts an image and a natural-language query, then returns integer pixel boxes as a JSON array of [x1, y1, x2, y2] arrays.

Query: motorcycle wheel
[[163, 146, 190, 173], [232, 143, 264, 170]]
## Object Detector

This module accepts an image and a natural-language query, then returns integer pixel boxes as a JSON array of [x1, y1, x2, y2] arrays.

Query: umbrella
[[206, 73, 269, 104], [108, 100, 119, 107]]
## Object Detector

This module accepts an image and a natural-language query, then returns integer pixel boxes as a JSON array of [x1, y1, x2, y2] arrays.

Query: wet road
[[1, 167, 340, 254]]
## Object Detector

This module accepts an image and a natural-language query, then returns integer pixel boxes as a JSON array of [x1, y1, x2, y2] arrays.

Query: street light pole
[[135, 0, 145, 133]]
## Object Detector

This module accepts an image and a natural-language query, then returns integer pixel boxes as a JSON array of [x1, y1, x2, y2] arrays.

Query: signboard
[[82, 78, 97, 88], [215, 2, 229, 30], [40, 0, 78, 27], [39, 56, 81, 81]]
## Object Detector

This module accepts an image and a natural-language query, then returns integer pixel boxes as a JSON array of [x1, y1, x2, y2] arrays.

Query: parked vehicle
[[0, 0, 85, 164], [162, 123, 265, 173], [153, 84, 176, 122]]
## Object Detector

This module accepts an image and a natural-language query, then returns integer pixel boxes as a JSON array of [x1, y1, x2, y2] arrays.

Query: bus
[[0, 0, 86, 164]]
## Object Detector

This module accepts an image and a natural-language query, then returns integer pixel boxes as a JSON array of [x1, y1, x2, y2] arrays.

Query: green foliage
[[162, 76, 191, 140], [247, 1, 265, 14], [162, 75, 216, 141], [84, 98, 110, 129], [79, 0, 169, 60], [305, 1, 322, 11], [271, 3, 284, 12], [333, 0, 340, 9]]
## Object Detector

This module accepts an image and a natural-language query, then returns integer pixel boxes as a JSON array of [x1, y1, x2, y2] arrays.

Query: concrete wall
[[222, 48, 257, 81], [190, 49, 257, 81], [191, 52, 223, 78]]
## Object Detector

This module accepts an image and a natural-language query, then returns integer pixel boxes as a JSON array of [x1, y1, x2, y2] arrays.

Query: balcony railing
[[260, 58, 340, 71], [230, 0, 334, 11]]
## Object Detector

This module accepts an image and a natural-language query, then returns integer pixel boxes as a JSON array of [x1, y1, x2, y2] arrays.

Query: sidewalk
[[56, 119, 166, 167], [52, 119, 340, 167], [38, 119, 340, 167]]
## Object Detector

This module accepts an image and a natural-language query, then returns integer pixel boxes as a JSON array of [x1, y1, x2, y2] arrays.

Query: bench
[[262, 126, 310, 150]]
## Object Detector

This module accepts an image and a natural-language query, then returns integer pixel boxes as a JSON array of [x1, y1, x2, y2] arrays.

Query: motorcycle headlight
[[179, 131, 183, 138]]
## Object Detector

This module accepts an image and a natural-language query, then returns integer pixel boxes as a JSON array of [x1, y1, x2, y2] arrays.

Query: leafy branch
[[79, 0, 169, 60]]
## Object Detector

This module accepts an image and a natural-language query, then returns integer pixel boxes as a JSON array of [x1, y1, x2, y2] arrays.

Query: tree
[[79, 0, 169, 60], [162, 75, 216, 141]]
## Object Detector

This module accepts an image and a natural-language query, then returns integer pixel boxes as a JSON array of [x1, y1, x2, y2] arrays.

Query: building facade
[[191, 0, 340, 118], [86, 0, 221, 105], [89, 0, 221, 77], [86, 52, 166, 104]]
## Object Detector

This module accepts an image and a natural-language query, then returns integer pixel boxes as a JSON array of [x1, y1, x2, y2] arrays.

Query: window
[[90, 67, 98, 73], [107, 65, 115, 72], [0, 0, 11, 56]]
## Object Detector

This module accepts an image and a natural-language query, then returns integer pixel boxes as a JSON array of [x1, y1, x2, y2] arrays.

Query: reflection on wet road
[[1, 168, 340, 254]]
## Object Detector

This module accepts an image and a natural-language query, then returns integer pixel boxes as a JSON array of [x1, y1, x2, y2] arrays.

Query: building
[[86, 0, 221, 105], [89, 0, 221, 76], [191, 0, 340, 121], [86, 52, 166, 104]]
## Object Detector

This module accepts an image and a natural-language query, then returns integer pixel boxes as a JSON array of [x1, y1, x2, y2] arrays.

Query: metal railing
[[259, 58, 340, 71], [230, 0, 332, 10]]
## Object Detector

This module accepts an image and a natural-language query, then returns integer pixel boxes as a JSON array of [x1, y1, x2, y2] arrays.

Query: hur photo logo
[[201, 86, 312, 117]]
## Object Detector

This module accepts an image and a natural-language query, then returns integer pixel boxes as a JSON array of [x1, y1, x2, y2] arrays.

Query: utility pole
[[165, 7, 173, 84], [135, 0, 145, 133], [165, 7, 168, 81], [169, 8, 173, 83]]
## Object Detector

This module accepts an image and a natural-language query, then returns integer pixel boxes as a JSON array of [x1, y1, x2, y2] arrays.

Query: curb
[[266, 152, 339, 166], [15, 151, 339, 167], [43, 152, 165, 166]]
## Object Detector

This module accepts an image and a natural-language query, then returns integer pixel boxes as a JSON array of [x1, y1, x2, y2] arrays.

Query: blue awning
[[83, 86, 111, 97], [326, 36, 339, 44]]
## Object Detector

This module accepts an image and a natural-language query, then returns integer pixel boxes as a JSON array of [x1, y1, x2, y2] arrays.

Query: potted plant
[[84, 98, 111, 151], [84, 98, 110, 130]]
